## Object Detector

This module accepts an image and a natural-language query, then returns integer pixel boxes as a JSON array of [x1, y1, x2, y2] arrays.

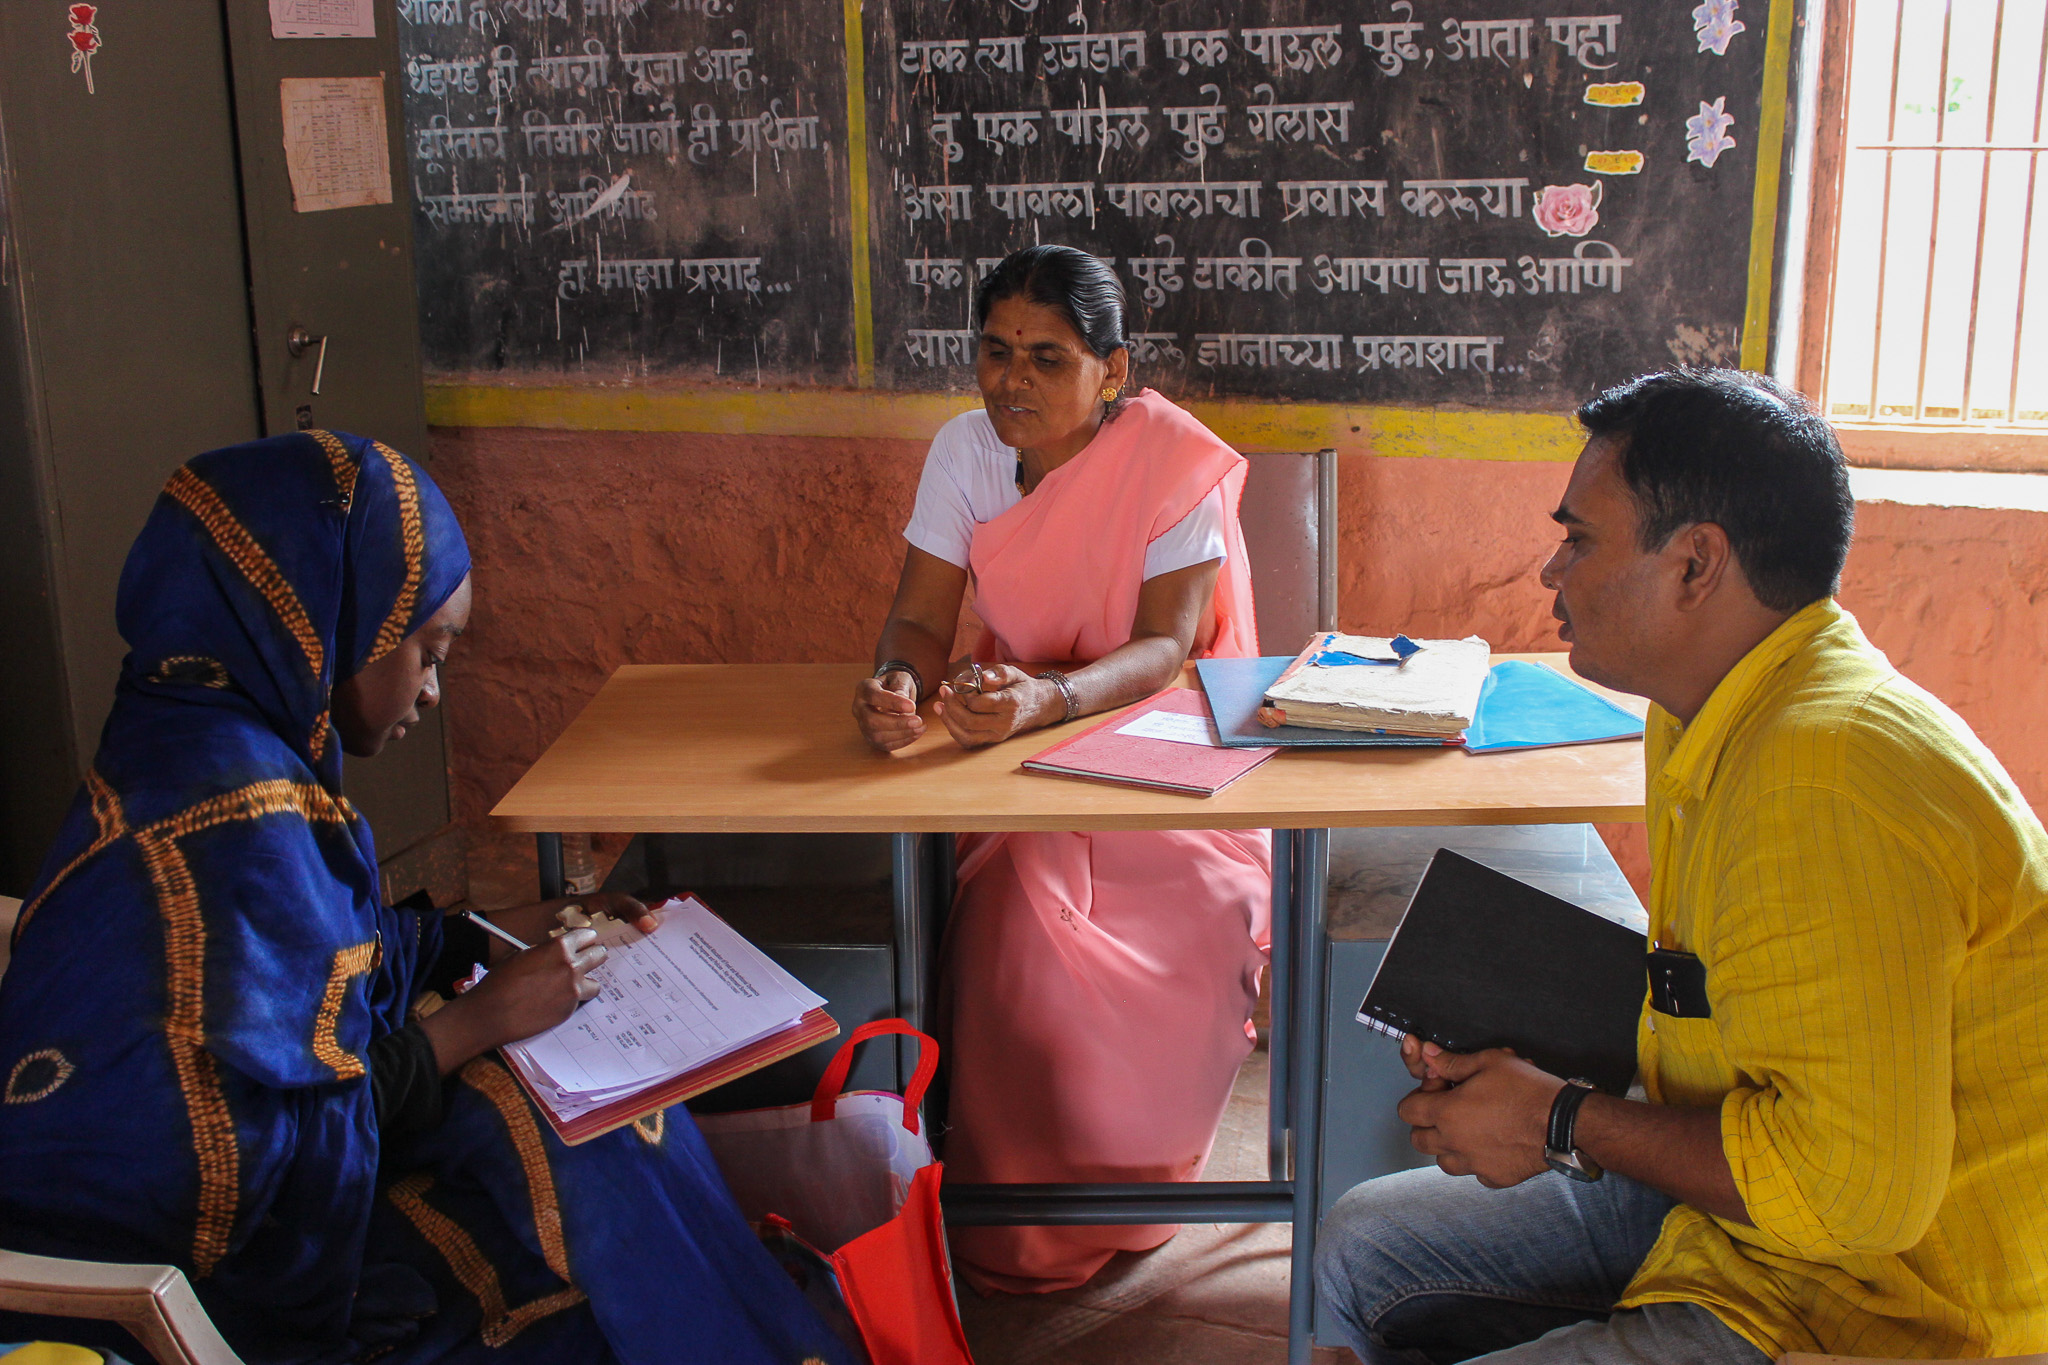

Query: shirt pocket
[[1645, 1008, 1737, 1109]]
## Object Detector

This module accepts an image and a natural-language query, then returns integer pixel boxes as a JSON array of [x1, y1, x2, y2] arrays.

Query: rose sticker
[[67, 3, 100, 94], [1533, 182, 1603, 238]]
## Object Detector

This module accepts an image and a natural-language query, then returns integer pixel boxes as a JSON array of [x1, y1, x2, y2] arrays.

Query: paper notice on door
[[1115, 709, 1222, 747], [269, 0, 375, 38], [279, 77, 392, 212]]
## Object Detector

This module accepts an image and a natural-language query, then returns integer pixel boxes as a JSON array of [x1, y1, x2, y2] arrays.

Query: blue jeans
[[1314, 1167, 1771, 1365]]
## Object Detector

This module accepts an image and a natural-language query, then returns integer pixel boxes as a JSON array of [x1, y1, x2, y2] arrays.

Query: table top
[[489, 657, 1649, 834]]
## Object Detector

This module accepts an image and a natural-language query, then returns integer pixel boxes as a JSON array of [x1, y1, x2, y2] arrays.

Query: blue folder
[[1194, 656, 1645, 752]]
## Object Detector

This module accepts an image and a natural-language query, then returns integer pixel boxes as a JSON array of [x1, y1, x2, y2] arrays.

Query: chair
[[1236, 447, 1339, 654], [1780, 1356, 2048, 1364], [0, 1252, 241, 1365]]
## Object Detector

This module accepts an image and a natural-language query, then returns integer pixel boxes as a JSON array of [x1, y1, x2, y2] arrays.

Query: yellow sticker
[[1584, 82, 1646, 107], [1584, 150, 1645, 174]]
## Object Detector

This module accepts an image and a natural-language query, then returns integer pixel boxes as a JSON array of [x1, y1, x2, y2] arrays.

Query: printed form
[[505, 896, 823, 1117]]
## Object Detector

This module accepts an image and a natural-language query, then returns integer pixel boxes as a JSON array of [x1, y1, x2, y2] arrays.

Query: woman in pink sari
[[852, 247, 1272, 1293]]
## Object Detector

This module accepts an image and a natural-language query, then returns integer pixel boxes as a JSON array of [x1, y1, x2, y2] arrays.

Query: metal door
[[220, 1, 450, 861]]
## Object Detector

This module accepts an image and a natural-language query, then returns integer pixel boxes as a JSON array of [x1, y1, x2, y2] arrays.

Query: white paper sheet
[[269, 0, 375, 38], [1115, 709, 1221, 747], [279, 77, 392, 212], [505, 897, 825, 1111]]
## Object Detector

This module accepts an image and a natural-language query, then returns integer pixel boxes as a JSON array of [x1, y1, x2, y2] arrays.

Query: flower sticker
[[1686, 97, 1737, 168], [1692, 0, 1745, 55], [66, 3, 100, 94], [1533, 182, 1603, 237]]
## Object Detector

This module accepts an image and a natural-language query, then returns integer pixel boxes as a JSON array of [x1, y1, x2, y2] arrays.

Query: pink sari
[[939, 390, 1274, 1293]]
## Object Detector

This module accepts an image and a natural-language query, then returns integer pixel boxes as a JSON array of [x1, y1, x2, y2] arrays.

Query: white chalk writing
[[1194, 238, 1301, 293], [1105, 180, 1262, 219], [1049, 105, 1152, 150], [547, 174, 656, 223], [1545, 15, 1621, 69], [1245, 86, 1352, 144], [416, 115, 512, 160], [1436, 257, 1519, 296], [901, 38, 970, 74], [1518, 240, 1633, 292], [974, 109, 1043, 153], [1124, 236, 1185, 306], [612, 109, 684, 155], [905, 257, 969, 292], [985, 181, 1097, 221], [1195, 333, 1347, 370], [1399, 177, 1528, 219], [1163, 86, 1227, 162], [1352, 335, 1501, 372], [1127, 332, 1186, 366], [1280, 179, 1389, 220], [1359, 5, 1427, 76], [1441, 17, 1535, 62], [526, 38, 610, 94], [521, 108, 605, 156], [904, 329, 978, 367], [904, 182, 973, 222], [976, 35, 1029, 74], [421, 185, 536, 225], [1163, 29, 1232, 75], [729, 103, 821, 154], [1241, 24, 1345, 72], [407, 55, 482, 95], [1312, 255, 1431, 294], [677, 256, 762, 292], [1039, 31, 1146, 75]]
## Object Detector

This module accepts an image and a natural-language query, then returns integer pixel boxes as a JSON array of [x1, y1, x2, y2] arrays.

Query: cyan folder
[[1194, 656, 1645, 752]]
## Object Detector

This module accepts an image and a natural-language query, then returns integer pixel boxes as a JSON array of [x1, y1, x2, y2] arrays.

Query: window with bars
[[1806, 0, 2048, 450]]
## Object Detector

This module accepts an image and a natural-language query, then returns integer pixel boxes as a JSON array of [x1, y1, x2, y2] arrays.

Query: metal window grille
[[1824, 0, 2048, 427]]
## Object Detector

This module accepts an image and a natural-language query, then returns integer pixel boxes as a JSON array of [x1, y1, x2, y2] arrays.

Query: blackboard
[[867, 0, 1772, 406], [398, 0, 856, 381], [399, 0, 1778, 406]]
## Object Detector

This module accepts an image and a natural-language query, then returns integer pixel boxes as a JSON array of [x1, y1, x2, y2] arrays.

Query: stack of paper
[[1262, 632, 1492, 736], [492, 895, 837, 1143]]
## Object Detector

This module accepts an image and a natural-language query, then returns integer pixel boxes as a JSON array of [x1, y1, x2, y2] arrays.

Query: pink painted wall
[[429, 425, 2048, 898]]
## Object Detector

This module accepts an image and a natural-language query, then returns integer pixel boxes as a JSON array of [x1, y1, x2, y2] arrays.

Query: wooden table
[[492, 658, 1646, 1363]]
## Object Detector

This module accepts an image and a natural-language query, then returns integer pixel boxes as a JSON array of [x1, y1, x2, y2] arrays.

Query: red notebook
[[509, 1008, 841, 1146], [1021, 688, 1280, 797]]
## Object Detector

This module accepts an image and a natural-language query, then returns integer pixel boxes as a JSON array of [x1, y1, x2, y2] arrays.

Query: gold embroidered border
[[386, 1173, 587, 1348], [631, 1110, 665, 1146], [309, 710, 330, 763], [308, 429, 359, 505], [148, 656, 231, 689], [133, 824, 239, 1275], [311, 942, 378, 1080], [15, 769, 128, 943], [366, 442, 424, 664], [4, 1049, 76, 1104], [163, 467, 325, 681], [460, 1059, 572, 1281]]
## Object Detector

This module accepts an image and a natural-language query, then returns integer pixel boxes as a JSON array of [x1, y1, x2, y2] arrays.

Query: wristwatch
[[1544, 1078, 1604, 1182]]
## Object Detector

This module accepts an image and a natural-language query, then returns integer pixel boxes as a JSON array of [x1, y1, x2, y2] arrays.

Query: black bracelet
[[875, 659, 923, 700], [1036, 669, 1080, 723]]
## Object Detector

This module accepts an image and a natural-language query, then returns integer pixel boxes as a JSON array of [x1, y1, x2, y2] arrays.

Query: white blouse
[[902, 409, 1227, 578]]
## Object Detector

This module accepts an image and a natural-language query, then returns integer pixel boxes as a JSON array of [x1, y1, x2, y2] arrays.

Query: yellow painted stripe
[[1741, 0, 1798, 371], [423, 383, 1584, 462], [842, 0, 875, 386]]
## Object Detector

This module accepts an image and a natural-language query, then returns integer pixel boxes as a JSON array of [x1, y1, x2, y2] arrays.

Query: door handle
[[287, 325, 329, 395]]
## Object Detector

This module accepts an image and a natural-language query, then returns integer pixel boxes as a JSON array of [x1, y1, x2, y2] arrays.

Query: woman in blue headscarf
[[0, 432, 850, 1365]]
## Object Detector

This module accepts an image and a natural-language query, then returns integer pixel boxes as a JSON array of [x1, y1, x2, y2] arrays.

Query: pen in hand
[[463, 910, 533, 954]]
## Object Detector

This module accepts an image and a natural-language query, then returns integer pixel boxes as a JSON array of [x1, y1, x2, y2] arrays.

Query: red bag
[[698, 1020, 973, 1365]]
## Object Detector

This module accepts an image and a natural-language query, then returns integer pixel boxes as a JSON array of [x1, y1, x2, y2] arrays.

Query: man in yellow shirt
[[1316, 368, 2048, 1363]]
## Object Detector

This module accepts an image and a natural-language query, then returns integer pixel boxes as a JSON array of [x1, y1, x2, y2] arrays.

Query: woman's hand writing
[[418, 929, 609, 1075], [936, 665, 1060, 749], [478, 892, 651, 963], [854, 671, 925, 752]]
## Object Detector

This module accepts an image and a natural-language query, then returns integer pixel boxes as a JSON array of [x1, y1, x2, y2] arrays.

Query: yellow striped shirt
[[1616, 598, 2048, 1358]]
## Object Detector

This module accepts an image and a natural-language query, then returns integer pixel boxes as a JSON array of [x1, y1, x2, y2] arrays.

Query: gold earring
[[1100, 386, 1120, 403]]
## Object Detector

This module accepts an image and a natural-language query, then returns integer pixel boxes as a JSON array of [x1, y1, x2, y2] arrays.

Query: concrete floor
[[466, 832, 1355, 1364]]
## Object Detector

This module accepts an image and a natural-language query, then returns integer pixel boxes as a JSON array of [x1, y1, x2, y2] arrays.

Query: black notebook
[[1356, 848, 1648, 1095]]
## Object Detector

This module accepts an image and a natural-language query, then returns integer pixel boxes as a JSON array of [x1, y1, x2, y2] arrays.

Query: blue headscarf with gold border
[[0, 431, 469, 1353]]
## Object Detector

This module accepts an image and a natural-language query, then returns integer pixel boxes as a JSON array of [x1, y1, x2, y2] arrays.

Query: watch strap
[[1547, 1078, 1597, 1157]]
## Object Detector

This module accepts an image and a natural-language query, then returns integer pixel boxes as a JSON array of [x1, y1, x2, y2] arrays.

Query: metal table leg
[[1288, 828, 1331, 1363], [536, 832, 564, 899], [1268, 829, 1295, 1182], [891, 832, 930, 1095]]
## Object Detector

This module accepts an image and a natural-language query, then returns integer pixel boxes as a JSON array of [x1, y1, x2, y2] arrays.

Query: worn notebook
[[1356, 849, 1646, 1095], [490, 895, 840, 1145], [1263, 632, 1493, 735], [1020, 687, 1278, 796], [1196, 656, 1462, 749]]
